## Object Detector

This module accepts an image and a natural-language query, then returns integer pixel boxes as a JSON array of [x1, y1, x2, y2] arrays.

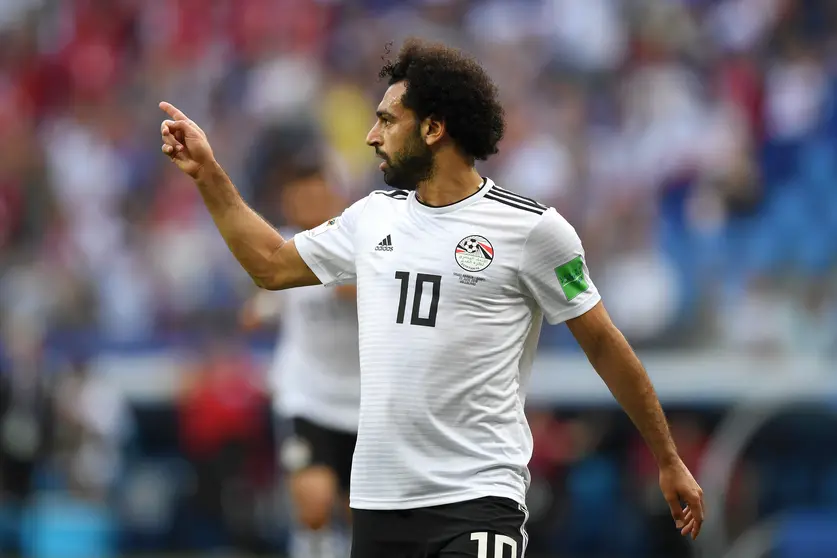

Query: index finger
[[159, 101, 188, 121]]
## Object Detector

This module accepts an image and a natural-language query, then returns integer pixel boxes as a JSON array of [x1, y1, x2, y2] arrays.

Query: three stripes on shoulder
[[379, 189, 409, 200], [375, 186, 546, 215], [484, 187, 546, 215]]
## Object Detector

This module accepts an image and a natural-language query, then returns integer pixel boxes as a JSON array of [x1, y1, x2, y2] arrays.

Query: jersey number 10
[[471, 532, 518, 558], [394, 271, 441, 327]]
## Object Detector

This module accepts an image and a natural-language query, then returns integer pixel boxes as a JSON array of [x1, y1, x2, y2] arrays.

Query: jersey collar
[[409, 177, 493, 216]]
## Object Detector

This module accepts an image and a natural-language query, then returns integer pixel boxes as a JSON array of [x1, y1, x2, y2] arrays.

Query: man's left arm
[[519, 209, 704, 539], [566, 303, 704, 538], [566, 303, 677, 466]]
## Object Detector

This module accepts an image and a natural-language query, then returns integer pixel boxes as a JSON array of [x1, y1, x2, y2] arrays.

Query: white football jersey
[[270, 229, 361, 433], [294, 178, 600, 510]]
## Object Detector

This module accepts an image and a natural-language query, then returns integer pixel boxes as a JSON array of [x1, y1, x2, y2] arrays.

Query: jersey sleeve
[[293, 196, 369, 287], [518, 208, 601, 325]]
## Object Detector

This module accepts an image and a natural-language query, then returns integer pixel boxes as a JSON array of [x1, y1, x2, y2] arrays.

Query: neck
[[416, 162, 483, 207]]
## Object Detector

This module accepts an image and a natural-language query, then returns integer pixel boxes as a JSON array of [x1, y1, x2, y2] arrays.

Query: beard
[[379, 130, 434, 190]]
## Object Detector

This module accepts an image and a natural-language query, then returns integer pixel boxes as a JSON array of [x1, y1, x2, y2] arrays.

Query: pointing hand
[[159, 101, 215, 179]]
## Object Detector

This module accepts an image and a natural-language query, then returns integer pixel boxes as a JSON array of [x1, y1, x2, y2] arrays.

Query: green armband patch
[[554, 256, 589, 301]]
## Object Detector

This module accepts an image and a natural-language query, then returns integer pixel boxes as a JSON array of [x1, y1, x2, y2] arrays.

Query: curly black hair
[[378, 38, 505, 162]]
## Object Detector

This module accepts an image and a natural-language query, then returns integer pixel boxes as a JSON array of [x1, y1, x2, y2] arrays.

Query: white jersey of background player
[[249, 230, 360, 433], [239, 161, 360, 558], [274, 266, 359, 432]]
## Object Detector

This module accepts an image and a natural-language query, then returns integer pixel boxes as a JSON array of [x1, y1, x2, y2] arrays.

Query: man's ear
[[422, 117, 445, 147]]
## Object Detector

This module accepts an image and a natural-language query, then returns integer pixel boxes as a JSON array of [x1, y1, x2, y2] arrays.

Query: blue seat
[[766, 183, 809, 232], [19, 494, 116, 558], [795, 223, 834, 273], [775, 465, 815, 510], [760, 138, 801, 186], [557, 457, 625, 556], [567, 457, 619, 513], [741, 215, 782, 274], [820, 77, 837, 137], [554, 465, 647, 557], [820, 467, 837, 509], [0, 502, 20, 553], [740, 183, 816, 273], [798, 140, 837, 185], [774, 511, 837, 558]]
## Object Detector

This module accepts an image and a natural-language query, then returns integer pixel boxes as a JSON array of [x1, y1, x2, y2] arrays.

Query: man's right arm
[[159, 101, 322, 290], [194, 161, 319, 290]]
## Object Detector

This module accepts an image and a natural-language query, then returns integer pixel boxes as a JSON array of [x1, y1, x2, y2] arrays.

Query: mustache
[[375, 149, 389, 162]]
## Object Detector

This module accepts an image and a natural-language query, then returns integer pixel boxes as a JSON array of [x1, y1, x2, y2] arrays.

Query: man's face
[[366, 82, 434, 190]]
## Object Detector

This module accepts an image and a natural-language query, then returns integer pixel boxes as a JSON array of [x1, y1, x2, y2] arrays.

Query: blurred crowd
[[0, 0, 836, 356], [2, 0, 837, 556]]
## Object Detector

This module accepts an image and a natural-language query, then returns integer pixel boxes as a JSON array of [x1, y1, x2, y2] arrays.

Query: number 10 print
[[394, 271, 441, 327]]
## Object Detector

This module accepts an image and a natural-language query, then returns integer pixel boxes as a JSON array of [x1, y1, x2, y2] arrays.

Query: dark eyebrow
[[376, 110, 395, 120]]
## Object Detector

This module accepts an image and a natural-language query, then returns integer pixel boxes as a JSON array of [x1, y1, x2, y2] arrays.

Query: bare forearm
[[589, 329, 679, 466], [194, 160, 286, 287]]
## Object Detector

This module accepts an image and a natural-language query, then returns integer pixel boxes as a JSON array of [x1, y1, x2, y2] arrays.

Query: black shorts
[[351, 496, 529, 558], [278, 416, 357, 493]]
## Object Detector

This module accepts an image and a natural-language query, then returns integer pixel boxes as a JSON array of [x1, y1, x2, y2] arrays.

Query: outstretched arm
[[566, 302, 704, 538], [159, 101, 318, 290], [190, 160, 318, 290]]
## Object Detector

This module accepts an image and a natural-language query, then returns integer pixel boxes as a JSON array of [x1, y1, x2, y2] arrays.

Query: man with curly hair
[[158, 38, 704, 558]]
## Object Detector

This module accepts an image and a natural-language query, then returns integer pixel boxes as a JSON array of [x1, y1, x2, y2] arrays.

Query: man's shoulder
[[482, 184, 549, 217], [476, 184, 552, 233], [338, 189, 408, 226], [369, 188, 410, 201], [350, 189, 409, 217]]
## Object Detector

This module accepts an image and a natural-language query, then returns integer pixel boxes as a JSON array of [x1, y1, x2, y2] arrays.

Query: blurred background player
[[239, 121, 361, 558]]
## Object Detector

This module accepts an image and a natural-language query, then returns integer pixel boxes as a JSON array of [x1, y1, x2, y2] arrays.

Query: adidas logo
[[375, 234, 394, 251]]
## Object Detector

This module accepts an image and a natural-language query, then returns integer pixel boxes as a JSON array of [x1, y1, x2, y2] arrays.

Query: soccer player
[[159, 38, 704, 558], [240, 154, 360, 558]]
